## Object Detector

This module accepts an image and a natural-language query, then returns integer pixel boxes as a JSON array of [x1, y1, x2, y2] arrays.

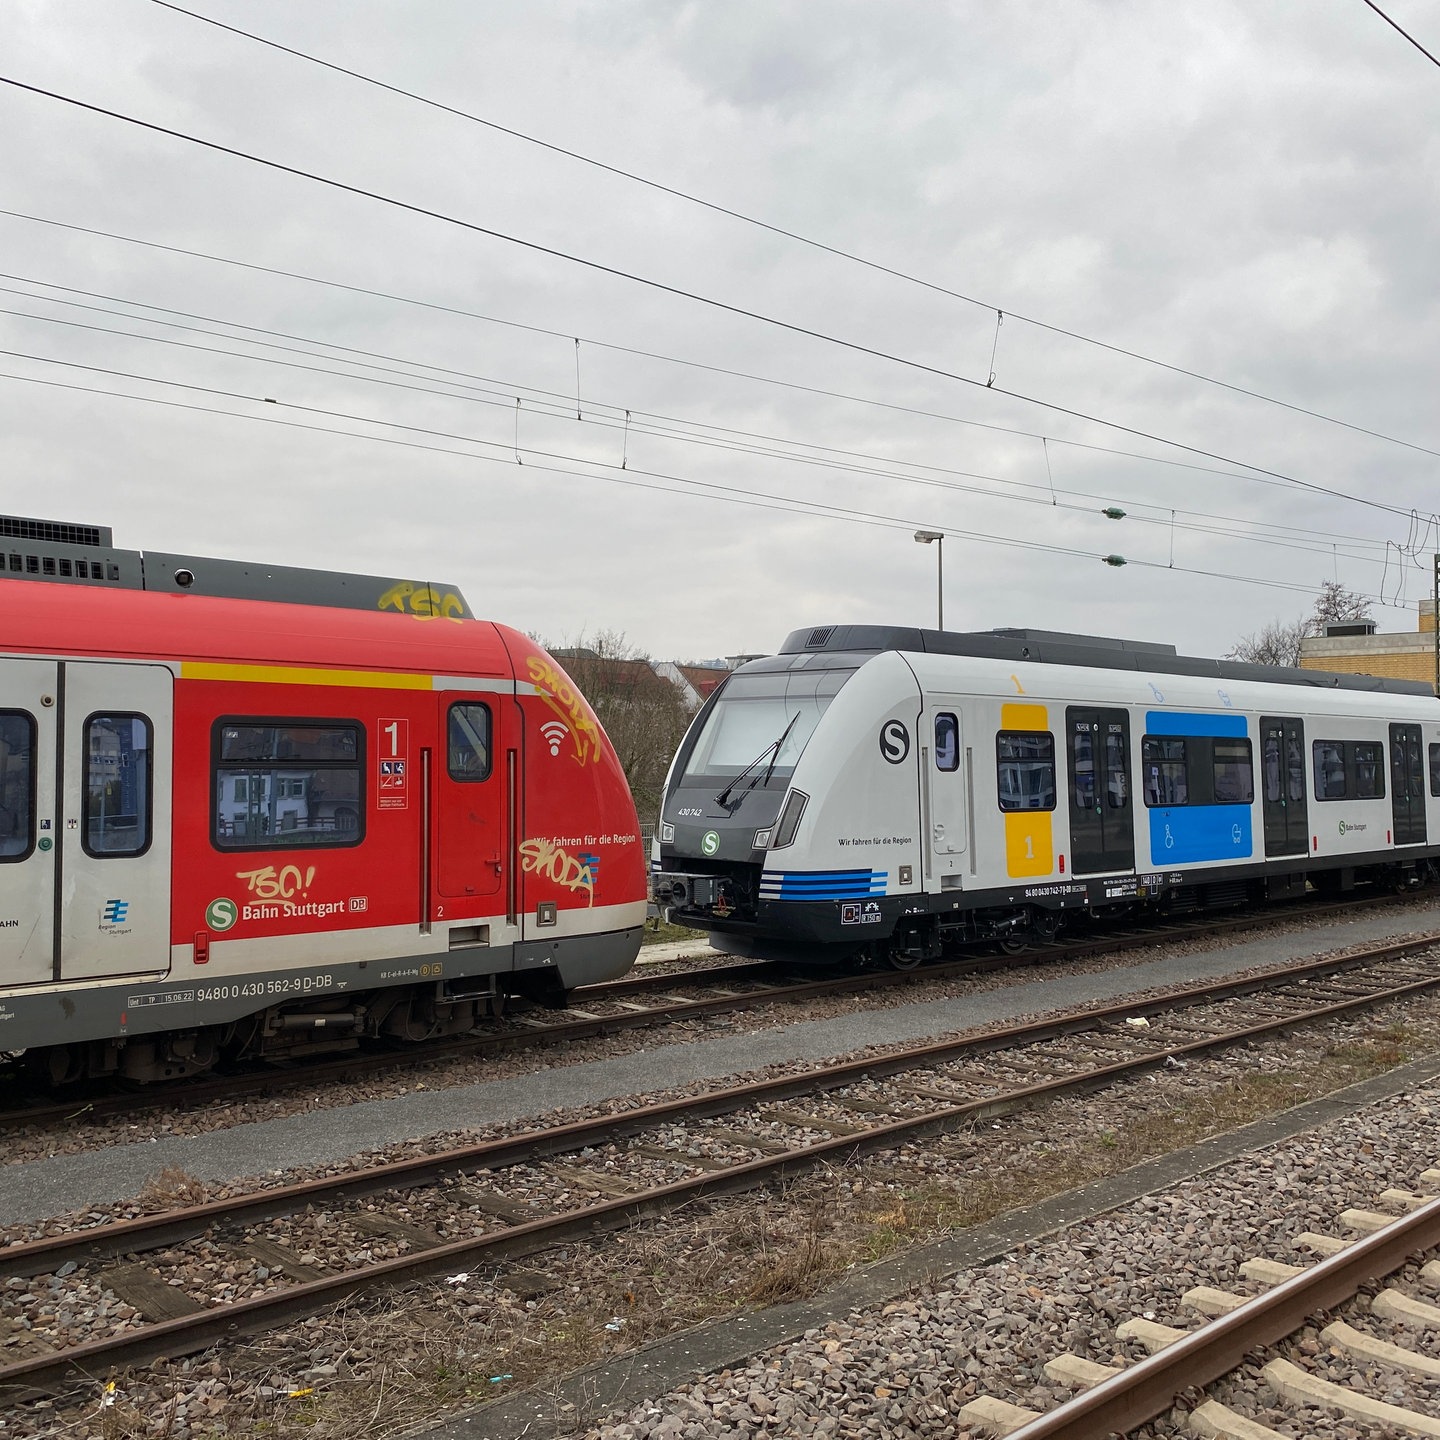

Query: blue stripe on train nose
[[759, 869, 886, 900]]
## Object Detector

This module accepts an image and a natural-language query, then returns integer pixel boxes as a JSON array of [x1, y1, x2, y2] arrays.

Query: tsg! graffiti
[[233, 864, 347, 921]]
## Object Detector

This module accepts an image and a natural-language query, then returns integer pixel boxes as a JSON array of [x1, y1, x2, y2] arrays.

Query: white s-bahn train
[[652, 625, 1440, 965]]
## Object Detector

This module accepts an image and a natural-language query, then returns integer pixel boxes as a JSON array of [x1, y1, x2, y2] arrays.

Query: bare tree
[[1311, 580, 1373, 629], [1226, 617, 1311, 667], [545, 630, 691, 822], [1226, 583, 1374, 666]]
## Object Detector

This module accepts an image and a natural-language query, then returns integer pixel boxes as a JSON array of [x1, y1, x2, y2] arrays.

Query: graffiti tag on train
[[526, 656, 603, 766], [519, 837, 596, 906], [377, 581, 466, 621]]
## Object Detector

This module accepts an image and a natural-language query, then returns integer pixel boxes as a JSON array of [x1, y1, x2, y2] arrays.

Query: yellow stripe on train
[[180, 662, 432, 690]]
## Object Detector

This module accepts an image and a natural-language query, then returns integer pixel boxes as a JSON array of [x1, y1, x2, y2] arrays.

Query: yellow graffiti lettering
[[377, 581, 467, 622], [236, 864, 316, 900], [518, 837, 595, 907], [525, 655, 603, 766]]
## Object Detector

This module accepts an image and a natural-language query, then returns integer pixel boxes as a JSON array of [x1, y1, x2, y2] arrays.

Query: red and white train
[[0, 517, 647, 1083]]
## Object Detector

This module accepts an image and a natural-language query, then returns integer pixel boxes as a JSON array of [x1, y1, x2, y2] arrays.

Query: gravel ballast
[[542, 1068, 1440, 1440]]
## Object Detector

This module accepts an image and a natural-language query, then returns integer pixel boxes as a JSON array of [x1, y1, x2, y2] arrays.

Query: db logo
[[878, 719, 910, 765]]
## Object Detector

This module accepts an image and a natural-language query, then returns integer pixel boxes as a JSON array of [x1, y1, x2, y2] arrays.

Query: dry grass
[[135, 1165, 211, 1211]]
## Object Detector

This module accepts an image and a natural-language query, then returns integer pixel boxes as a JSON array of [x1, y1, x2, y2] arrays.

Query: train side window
[[213, 721, 363, 849], [1104, 728, 1129, 809], [996, 732, 1056, 812], [0, 711, 35, 860], [447, 703, 492, 782], [934, 713, 959, 772], [1071, 723, 1095, 809], [1211, 738, 1254, 805], [1430, 743, 1440, 797], [1354, 741, 1385, 799], [84, 714, 152, 857], [1262, 735, 1281, 804], [1141, 737, 1188, 806], [1313, 740, 1347, 800]]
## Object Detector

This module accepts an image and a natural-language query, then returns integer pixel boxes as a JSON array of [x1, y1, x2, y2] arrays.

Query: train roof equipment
[[0, 512, 470, 618], [771, 623, 1434, 697]]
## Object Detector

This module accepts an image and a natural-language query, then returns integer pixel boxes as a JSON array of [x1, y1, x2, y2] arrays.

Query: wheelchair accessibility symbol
[[1163, 825, 1174, 849]]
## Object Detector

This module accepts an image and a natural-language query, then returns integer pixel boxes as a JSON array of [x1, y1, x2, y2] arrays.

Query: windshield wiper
[[715, 713, 801, 807]]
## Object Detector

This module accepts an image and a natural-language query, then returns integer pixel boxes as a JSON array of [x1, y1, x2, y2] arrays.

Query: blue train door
[[1390, 723, 1427, 845], [1260, 717, 1308, 857], [1066, 708, 1134, 876]]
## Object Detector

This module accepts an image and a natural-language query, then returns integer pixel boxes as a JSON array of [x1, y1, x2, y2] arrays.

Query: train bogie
[[653, 624, 1440, 964]]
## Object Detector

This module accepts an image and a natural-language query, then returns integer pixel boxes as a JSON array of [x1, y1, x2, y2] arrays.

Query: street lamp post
[[914, 529, 944, 630]]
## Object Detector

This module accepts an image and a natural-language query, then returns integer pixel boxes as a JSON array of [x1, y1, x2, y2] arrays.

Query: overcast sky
[[4, 1, 1439, 664]]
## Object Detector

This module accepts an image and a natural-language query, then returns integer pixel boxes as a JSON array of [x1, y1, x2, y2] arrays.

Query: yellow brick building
[[1298, 600, 1437, 693]]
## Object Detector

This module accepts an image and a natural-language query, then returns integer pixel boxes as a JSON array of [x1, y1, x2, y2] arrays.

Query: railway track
[[0, 888, 1431, 1133], [3, 928, 1440, 1401], [963, 1179, 1440, 1438]]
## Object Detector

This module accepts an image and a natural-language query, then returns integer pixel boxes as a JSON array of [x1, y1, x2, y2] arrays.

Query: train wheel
[[998, 935, 1030, 955], [886, 947, 924, 972]]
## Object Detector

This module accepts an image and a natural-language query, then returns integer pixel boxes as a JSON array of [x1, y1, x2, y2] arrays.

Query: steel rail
[[1006, 1195, 1440, 1439], [2, 938, 1440, 1392], [3, 929, 1439, 1283], [0, 889, 1427, 1133]]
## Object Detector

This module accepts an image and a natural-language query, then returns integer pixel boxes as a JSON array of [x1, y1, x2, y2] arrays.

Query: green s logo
[[206, 897, 238, 932], [701, 830, 720, 857]]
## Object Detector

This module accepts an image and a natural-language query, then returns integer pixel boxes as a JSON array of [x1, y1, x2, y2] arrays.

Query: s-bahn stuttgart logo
[[701, 830, 721, 857], [206, 897, 239, 932], [878, 719, 910, 765]]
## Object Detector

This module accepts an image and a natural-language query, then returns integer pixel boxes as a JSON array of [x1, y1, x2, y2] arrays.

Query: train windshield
[[679, 668, 854, 785]]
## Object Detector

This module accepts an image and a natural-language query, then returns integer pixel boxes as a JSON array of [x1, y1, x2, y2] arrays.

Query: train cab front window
[[213, 721, 363, 849], [84, 714, 152, 856], [0, 711, 35, 860], [679, 669, 854, 786], [996, 732, 1056, 811]]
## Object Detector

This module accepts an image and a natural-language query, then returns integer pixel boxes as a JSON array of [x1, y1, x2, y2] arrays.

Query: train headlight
[[659, 822, 675, 842], [752, 828, 773, 850]]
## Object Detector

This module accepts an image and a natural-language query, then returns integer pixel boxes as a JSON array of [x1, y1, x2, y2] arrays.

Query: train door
[[59, 662, 173, 981], [1066, 708, 1134, 875], [434, 695, 507, 912], [1389, 723, 1427, 845], [923, 705, 968, 880], [0, 660, 56, 986], [1260, 717, 1308, 857]]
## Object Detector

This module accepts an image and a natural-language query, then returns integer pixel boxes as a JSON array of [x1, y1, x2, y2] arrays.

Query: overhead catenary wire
[[5, 210, 1436, 536], [149, 0, 1440, 465], [0, 299, 1398, 569], [0, 350, 1382, 606], [0, 75, 1433, 526], [1360, 0, 1440, 69], [0, 281, 1400, 554]]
